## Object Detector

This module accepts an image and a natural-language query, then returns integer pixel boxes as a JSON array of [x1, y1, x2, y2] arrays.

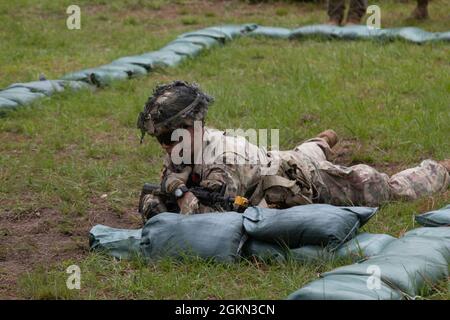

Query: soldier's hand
[[164, 166, 192, 193], [177, 191, 200, 215]]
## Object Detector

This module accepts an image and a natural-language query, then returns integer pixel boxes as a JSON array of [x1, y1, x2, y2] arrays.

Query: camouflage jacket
[[160, 127, 270, 209]]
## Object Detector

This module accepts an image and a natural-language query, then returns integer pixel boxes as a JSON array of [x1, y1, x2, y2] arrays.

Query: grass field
[[0, 0, 449, 299]]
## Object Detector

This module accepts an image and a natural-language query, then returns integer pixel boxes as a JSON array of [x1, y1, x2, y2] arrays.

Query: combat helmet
[[137, 80, 214, 143]]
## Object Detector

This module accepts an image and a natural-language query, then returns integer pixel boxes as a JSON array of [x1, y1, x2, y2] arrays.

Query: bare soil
[[0, 199, 141, 299]]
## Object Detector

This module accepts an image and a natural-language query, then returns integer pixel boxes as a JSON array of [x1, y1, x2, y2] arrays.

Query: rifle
[[140, 182, 249, 211]]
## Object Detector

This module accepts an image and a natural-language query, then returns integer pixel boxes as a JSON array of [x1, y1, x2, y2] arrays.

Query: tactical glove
[[177, 191, 200, 215], [163, 166, 192, 194]]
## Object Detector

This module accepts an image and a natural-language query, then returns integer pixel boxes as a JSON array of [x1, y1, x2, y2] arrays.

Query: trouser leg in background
[[327, 0, 346, 24], [347, 0, 368, 23], [411, 0, 429, 19], [388, 160, 448, 201], [295, 138, 449, 207]]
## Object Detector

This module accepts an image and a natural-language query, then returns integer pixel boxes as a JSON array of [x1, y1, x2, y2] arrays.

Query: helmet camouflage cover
[[137, 80, 214, 142]]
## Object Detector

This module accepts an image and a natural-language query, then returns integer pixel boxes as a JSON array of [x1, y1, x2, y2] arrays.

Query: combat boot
[[345, 17, 362, 25], [317, 129, 339, 148], [327, 18, 341, 26], [438, 159, 450, 173]]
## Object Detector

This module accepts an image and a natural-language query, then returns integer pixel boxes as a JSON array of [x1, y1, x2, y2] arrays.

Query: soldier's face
[[159, 126, 196, 156], [161, 142, 176, 154]]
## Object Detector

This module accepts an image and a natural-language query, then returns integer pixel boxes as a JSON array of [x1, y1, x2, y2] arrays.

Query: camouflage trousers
[[328, 0, 368, 23], [294, 138, 449, 207]]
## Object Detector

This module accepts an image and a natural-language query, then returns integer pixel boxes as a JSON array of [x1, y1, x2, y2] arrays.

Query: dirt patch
[[331, 139, 409, 175], [0, 198, 141, 299]]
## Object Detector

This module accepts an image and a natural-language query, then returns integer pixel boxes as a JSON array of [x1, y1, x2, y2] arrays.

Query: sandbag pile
[[0, 80, 90, 114], [62, 24, 258, 87], [89, 204, 378, 263], [289, 25, 450, 43], [288, 205, 450, 300], [415, 204, 450, 227], [90, 204, 450, 299], [1, 24, 448, 113]]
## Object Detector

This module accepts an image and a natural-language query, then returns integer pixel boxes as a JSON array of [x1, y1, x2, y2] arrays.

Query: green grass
[[0, 0, 449, 299]]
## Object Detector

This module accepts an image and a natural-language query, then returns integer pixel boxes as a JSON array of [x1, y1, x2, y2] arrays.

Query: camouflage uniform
[[141, 127, 265, 217], [293, 138, 449, 206], [138, 81, 448, 220], [141, 128, 449, 217], [328, 0, 368, 24]]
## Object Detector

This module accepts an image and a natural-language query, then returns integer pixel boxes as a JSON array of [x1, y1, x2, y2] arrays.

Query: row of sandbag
[[1, 24, 449, 113], [0, 24, 257, 113], [61, 24, 258, 87], [89, 204, 381, 262], [0, 80, 91, 114], [288, 204, 450, 300]]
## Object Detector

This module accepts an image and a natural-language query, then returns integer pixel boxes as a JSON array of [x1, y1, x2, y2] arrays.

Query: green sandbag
[[62, 68, 129, 86], [112, 55, 158, 69], [0, 87, 46, 105], [140, 50, 186, 67], [290, 245, 333, 262], [287, 274, 404, 300], [241, 239, 287, 263], [289, 25, 443, 44], [89, 225, 142, 260], [7, 80, 65, 96], [435, 31, 450, 41], [390, 27, 438, 43], [380, 233, 450, 263], [288, 226, 450, 300], [173, 36, 221, 49], [336, 232, 396, 257], [6, 80, 91, 96], [63, 62, 146, 85], [243, 204, 377, 250], [320, 235, 449, 297], [290, 25, 387, 41], [62, 80, 93, 91], [290, 24, 345, 40], [415, 205, 450, 227], [179, 24, 257, 42], [89, 70, 129, 86], [290, 232, 396, 263], [140, 212, 246, 263], [249, 26, 292, 39], [159, 41, 204, 57], [325, 254, 448, 297], [206, 24, 258, 39], [100, 63, 148, 76], [405, 226, 450, 239], [179, 28, 230, 43], [0, 97, 19, 109]]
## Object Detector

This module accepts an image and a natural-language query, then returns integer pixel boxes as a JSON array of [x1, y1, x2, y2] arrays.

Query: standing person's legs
[[327, 0, 347, 25], [411, 0, 429, 20], [346, 0, 368, 24]]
